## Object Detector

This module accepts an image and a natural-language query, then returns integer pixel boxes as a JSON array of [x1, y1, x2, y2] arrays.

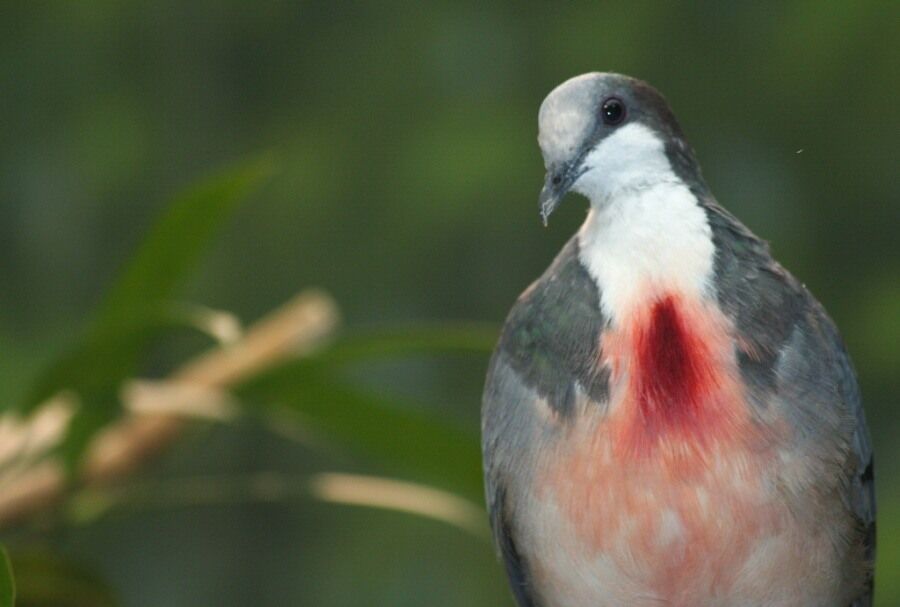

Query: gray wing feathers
[[831, 319, 876, 607], [482, 237, 610, 606], [482, 355, 547, 607], [496, 237, 608, 417], [703, 199, 875, 605], [783, 307, 875, 607]]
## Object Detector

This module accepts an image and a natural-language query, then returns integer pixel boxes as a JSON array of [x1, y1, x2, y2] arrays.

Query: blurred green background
[[1, 1, 897, 605]]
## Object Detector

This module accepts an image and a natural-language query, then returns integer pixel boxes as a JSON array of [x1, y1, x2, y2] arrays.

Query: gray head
[[537, 73, 703, 223]]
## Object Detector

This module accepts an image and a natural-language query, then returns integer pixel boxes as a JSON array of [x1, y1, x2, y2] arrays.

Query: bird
[[481, 73, 875, 607]]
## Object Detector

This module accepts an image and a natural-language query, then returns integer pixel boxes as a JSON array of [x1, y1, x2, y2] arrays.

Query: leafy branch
[[0, 158, 497, 604]]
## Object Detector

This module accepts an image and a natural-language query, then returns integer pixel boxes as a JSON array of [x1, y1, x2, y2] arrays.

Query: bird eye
[[601, 97, 626, 125]]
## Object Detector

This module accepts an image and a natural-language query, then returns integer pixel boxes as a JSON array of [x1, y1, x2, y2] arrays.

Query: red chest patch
[[601, 293, 748, 459], [633, 296, 721, 444]]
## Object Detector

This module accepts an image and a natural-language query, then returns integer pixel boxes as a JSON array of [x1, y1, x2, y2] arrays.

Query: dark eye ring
[[601, 97, 626, 125]]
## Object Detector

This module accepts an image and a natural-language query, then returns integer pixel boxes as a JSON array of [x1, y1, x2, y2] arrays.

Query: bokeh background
[[1, 2, 897, 605]]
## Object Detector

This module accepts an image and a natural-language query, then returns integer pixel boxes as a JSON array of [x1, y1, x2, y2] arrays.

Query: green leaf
[[0, 546, 14, 607], [8, 550, 117, 607], [238, 363, 484, 501], [19, 156, 276, 468], [93, 155, 276, 330], [23, 324, 155, 415]]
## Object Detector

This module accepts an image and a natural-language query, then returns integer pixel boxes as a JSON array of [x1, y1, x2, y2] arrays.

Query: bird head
[[537, 72, 700, 224]]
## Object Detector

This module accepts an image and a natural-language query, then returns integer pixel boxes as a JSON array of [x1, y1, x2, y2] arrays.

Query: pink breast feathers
[[533, 294, 784, 603]]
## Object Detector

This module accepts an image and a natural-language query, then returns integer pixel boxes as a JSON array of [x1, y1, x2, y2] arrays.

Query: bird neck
[[572, 123, 689, 204], [577, 180, 716, 323]]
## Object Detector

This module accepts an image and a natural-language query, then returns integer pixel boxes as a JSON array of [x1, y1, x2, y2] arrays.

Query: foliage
[[5, 550, 117, 607], [0, 161, 502, 605], [18, 158, 275, 468], [0, 547, 13, 607]]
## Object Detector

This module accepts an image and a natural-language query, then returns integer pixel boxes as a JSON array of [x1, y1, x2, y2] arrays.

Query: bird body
[[482, 73, 874, 607]]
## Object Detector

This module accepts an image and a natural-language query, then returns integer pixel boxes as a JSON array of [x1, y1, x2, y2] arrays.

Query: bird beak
[[539, 161, 582, 226]]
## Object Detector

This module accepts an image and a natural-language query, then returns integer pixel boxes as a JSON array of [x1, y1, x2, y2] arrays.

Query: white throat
[[574, 124, 715, 321]]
